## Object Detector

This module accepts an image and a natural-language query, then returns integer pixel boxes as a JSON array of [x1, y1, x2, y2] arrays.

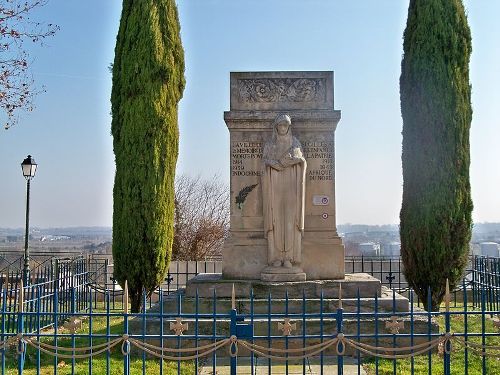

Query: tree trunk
[[130, 290, 144, 313]]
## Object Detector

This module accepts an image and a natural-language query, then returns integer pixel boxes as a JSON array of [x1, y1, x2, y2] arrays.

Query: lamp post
[[21, 155, 37, 285]]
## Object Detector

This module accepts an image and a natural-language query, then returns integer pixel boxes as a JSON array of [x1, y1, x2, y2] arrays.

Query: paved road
[[199, 357, 367, 374]]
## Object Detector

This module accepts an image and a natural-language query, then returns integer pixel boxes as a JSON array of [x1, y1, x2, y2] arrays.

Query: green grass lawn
[[363, 303, 500, 375]]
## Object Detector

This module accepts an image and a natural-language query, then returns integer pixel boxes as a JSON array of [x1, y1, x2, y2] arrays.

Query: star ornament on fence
[[385, 316, 404, 334], [170, 318, 188, 336], [278, 318, 296, 336]]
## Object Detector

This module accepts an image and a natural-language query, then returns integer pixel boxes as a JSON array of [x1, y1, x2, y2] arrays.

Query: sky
[[0, 0, 499, 228]]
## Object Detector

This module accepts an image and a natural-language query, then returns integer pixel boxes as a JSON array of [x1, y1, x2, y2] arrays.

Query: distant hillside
[[338, 224, 398, 234], [472, 223, 500, 234], [2, 224, 499, 238], [338, 223, 500, 236], [0, 227, 112, 237]]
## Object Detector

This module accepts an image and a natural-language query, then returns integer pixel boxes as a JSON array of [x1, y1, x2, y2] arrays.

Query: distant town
[[0, 227, 112, 258], [339, 223, 500, 257], [1, 223, 499, 260]]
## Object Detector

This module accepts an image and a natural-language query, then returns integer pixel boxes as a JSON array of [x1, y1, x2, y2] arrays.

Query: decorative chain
[[1, 332, 500, 361]]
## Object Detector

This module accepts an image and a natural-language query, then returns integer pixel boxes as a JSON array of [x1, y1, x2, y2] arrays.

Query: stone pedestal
[[185, 273, 382, 299], [223, 71, 344, 281], [260, 266, 306, 282]]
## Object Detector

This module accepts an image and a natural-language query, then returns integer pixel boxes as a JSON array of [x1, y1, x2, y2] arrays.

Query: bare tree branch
[[172, 174, 229, 261], [0, 0, 58, 129]]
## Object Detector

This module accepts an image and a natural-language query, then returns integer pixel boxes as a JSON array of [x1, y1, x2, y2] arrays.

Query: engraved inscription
[[238, 78, 326, 104], [302, 141, 334, 181], [231, 141, 262, 177]]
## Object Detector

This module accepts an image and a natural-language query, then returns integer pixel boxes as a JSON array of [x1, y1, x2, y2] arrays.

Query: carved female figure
[[262, 114, 307, 269]]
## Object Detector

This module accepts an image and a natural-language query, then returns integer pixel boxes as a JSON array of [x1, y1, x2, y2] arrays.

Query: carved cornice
[[224, 110, 341, 121], [238, 78, 326, 104], [230, 71, 334, 110], [224, 110, 341, 131]]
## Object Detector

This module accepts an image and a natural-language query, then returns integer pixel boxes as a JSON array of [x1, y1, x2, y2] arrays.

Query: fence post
[[337, 285, 344, 375], [104, 258, 109, 292], [70, 287, 76, 371], [1, 288, 7, 375], [444, 279, 451, 375], [230, 284, 237, 375], [123, 280, 130, 375], [53, 274, 59, 374], [230, 308, 237, 375], [53, 258, 59, 300], [17, 280, 25, 375]]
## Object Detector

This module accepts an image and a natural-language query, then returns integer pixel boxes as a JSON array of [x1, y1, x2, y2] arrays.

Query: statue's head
[[273, 114, 292, 136]]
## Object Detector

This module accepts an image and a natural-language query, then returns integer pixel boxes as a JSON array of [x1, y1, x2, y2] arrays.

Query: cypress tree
[[400, 0, 472, 311], [111, 0, 185, 312]]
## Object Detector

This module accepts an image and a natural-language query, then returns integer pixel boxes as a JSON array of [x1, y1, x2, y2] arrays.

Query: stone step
[[185, 273, 381, 299], [198, 356, 367, 375], [152, 286, 408, 314]]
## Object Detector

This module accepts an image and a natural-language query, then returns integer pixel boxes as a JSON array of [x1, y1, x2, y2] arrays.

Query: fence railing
[[64, 255, 500, 312], [103, 260, 222, 299], [1, 254, 500, 374], [471, 255, 500, 311], [1, 277, 500, 374], [3, 254, 498, 312], [0, 256, 93, 333]]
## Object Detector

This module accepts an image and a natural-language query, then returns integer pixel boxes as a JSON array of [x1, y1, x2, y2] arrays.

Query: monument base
[[260, 265, 306, 282], [184, 272, 381, 299], [222, 235, 345, 280]]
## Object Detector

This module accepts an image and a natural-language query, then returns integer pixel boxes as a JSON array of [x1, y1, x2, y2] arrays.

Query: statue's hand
[[279, 154, 295, 167], [270, 161, 284, 171], [282, 153, 306, 167]]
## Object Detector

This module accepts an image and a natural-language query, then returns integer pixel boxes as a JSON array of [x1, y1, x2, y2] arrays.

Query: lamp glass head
[[21, 155, 37, 179]]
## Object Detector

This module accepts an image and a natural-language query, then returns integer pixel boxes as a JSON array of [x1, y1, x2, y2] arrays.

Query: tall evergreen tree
[[111, 0, 185, 312], [400, 0, 473, 311]]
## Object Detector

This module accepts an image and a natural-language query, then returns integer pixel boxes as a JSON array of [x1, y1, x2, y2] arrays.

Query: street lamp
[[21, 155, 37, 284]]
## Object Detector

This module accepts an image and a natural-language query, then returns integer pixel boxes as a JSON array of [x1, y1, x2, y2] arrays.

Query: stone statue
[[262, 114, 307, 270]]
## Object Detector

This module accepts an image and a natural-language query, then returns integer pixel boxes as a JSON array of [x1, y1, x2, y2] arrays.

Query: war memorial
[[185, 71, 407, 305], [134, 71, 435, 357]]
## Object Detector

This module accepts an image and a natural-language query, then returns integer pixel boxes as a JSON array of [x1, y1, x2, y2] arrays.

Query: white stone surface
[[223, 71, 345, 281], [261, 114, 306, 278]]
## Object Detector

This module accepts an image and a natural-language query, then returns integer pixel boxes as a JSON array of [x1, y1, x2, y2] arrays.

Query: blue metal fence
[[1, 255, 499, 374], [0, 256, 91, 334], [471, 256, 500, 311]]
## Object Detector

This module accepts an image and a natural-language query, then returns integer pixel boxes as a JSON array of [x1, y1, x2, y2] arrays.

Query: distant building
[[480, 242, 499, 257], [358, 242, 379, 256], [40, 235, 71, 241], [381, 242, 401, 257]]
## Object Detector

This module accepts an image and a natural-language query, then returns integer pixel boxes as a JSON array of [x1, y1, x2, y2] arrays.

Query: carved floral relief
[[238, 78, 326, 104]]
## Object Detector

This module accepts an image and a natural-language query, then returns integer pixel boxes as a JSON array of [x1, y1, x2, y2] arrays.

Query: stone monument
[[163, 72, 419, 348], [222, 71, 345, 281], [148, 73, 421, 352]]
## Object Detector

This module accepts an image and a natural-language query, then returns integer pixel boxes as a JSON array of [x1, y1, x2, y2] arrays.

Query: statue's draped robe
[[262, 135, 306, 266]]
